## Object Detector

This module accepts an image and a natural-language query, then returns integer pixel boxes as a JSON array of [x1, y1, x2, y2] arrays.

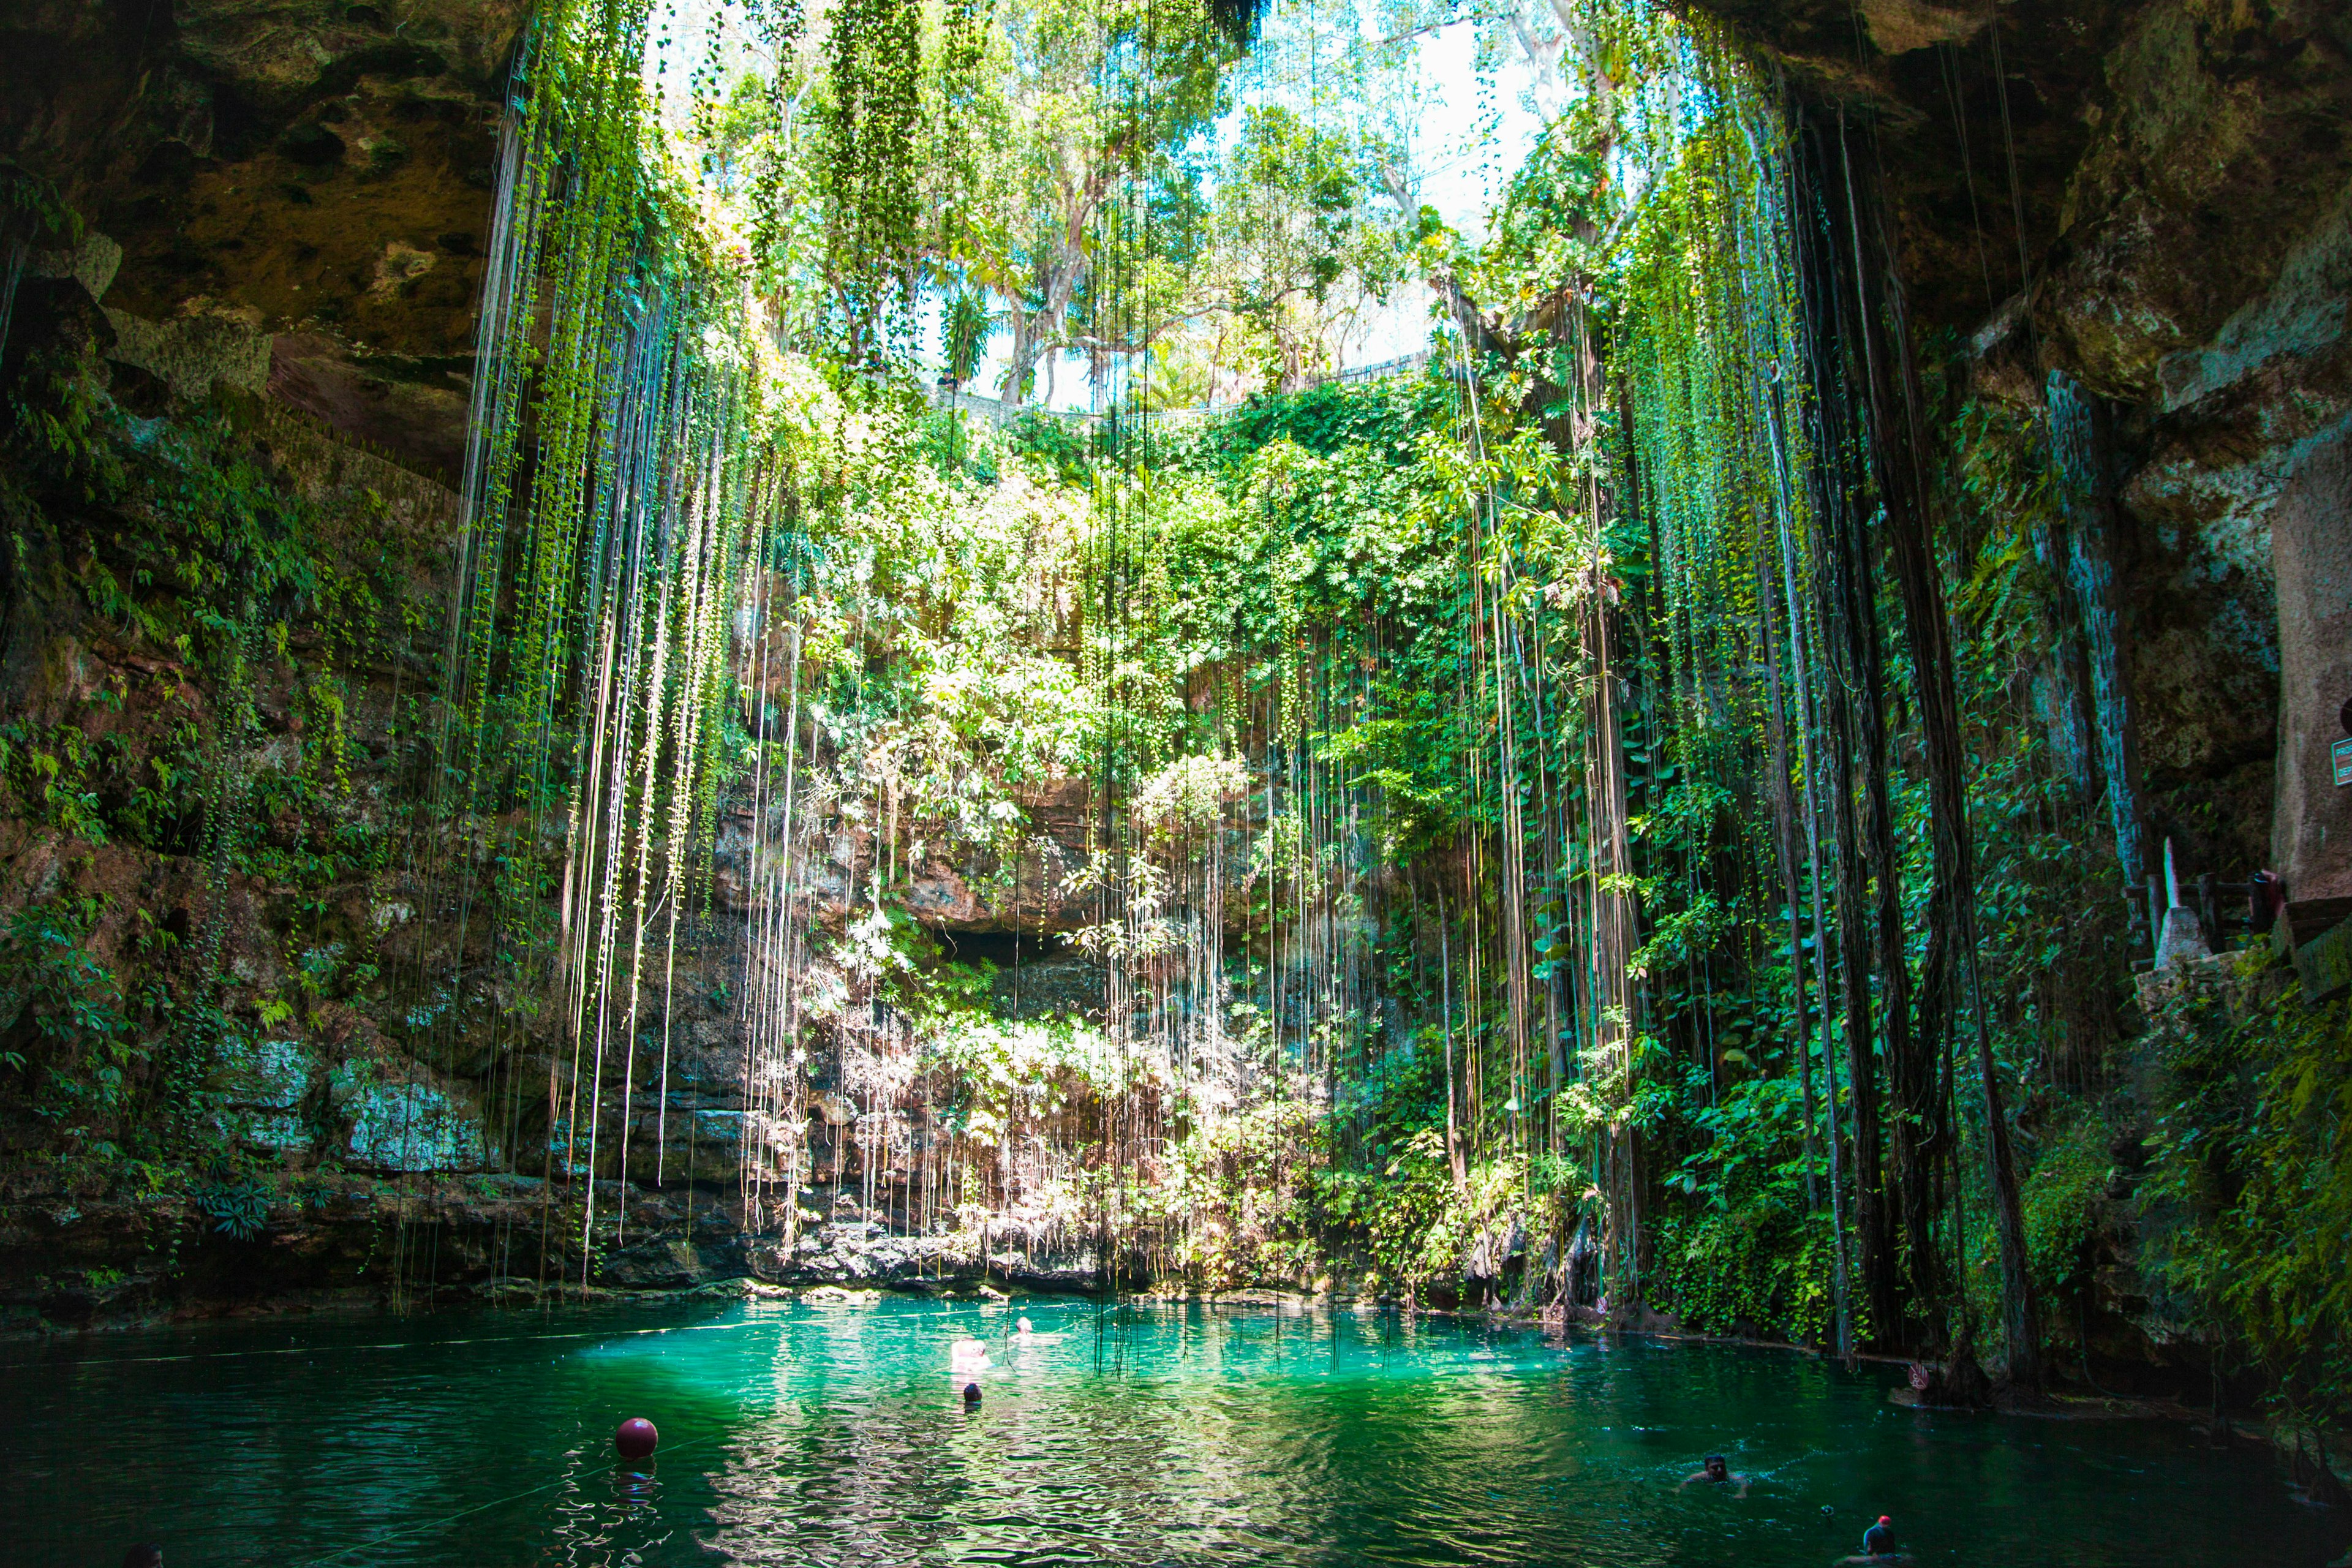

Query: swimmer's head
[[1017, 1316, 1033, 1333], [1877, 1515, 1891, 1526], [963, 1382, 982, 1404], [1703, 1455, 1728, 1481]]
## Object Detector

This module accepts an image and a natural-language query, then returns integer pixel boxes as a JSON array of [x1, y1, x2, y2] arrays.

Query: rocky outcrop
[[2043, 2, 2350, 898], [1704, 0, 2351, 895], [1, 0, 523, 470], [2039, 1, 2352, 405]]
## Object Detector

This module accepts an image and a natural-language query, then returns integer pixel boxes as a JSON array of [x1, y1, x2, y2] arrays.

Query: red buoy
[[616, 1417, 658, 1461]]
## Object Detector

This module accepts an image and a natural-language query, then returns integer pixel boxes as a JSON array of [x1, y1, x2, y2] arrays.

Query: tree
[[951, 0, 1236, 405], [1207, 105, 1410, 391]]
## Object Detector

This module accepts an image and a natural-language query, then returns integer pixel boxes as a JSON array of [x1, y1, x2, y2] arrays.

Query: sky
[[1338, 16, 1551, 373], [1411, 18, 1552, 244]]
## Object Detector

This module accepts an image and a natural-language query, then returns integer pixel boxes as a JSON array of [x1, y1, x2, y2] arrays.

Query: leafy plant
[[0, 895, 134, 1120], [193, 1176, 272, 1242]]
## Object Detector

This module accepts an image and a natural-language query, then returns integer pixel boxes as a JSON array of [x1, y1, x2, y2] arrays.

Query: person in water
[[1825, 1513, 1900, 1561], [1012, 1315, 1063, 1343], [950, 1335, 992, 1374], [1832, 1514, 1907, 1566], [1680, 1454, 1751, 1496]]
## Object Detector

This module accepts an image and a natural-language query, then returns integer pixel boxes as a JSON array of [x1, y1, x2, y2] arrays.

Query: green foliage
[[9, 342, 126, 502], [925, 1006, 1155, 1120], [0, 722, 109, 843], [1207, 105, 1411, 388], [0, 158, 80, 249], [1004, 412, 1092, 485], [192, 1174, 271, 1242], [1649, 1205, 1847, 1345], [1646, 1069, 1844, 1343], [0, 895, 135, 1134], [2142, 962, 2352, 1423], [1164, 1093, 1319, 1287], [2016, 1112, 2109, 1302], [823, 0, 927, 357], [942, 290, 998, 384], [1665, 1071, 1811, 1210]]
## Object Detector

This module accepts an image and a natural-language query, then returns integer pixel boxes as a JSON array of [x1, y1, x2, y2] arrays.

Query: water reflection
[[548, 1457, 671, 1567]]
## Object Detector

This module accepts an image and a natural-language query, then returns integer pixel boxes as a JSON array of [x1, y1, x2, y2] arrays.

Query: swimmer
[[1011, 1315, 1064, 1343], [1834, 1515, 1909, 1565], [1680, 1454, 1751, 1497], [123, 1548, 163, 1568], [951, 1335, 992, 1375], [962, 1381, 982, 1406]]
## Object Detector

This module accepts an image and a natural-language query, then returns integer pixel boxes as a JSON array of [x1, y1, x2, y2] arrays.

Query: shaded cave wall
[[1, 0, 529, 479], [1703, 0, 2351, 899]]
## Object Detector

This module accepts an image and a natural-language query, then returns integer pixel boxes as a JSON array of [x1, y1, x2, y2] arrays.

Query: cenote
[[5, 0, 2351, 1556], [17, 1297, 2335, 1566]]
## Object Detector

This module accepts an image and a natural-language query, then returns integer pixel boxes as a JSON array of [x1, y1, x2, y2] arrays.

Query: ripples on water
[[10, 1295, 2337, 1567]]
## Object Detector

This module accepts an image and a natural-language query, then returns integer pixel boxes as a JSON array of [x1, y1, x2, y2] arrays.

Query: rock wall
[[1703, 0, 2352, 896], [2057, 1, 2352, 897], [2, 0, 524, 472]]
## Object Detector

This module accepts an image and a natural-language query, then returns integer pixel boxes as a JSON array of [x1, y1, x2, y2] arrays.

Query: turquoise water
[[9, 1294, 2338, 1566]]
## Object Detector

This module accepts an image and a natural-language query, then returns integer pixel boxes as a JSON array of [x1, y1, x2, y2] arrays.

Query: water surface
[[9, 1294, 2335, 1566]]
